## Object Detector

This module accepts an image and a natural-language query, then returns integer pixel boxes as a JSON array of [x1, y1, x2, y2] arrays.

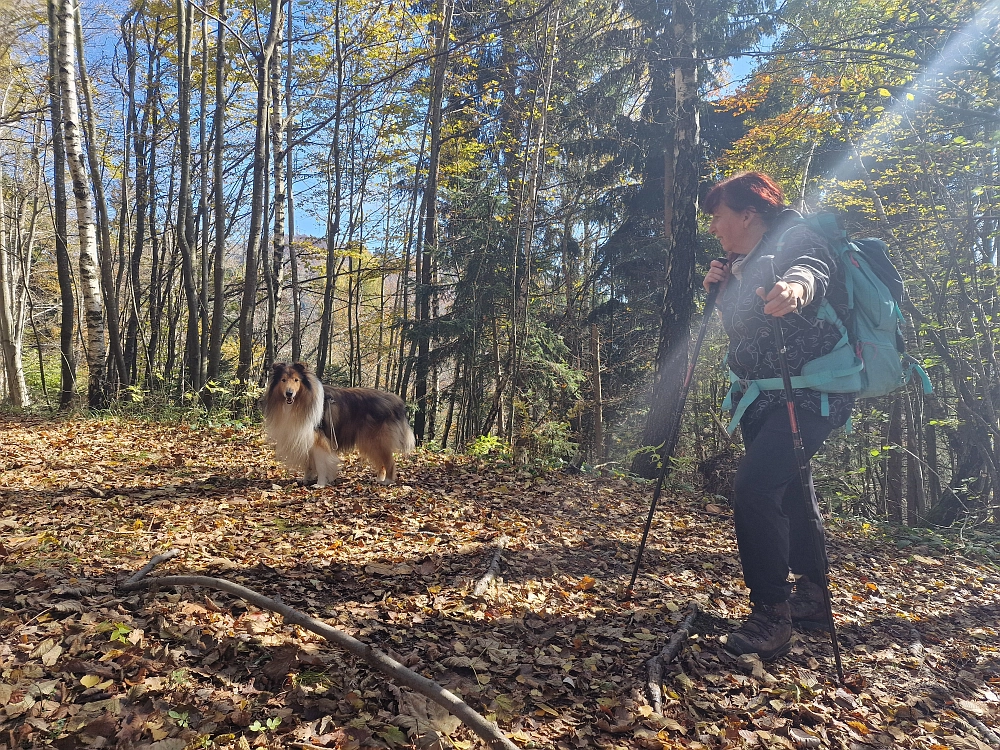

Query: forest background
[[0, 0, 997, 535]]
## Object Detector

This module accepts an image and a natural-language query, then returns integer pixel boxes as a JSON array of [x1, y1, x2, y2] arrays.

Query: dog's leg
[[315, 450, 342, 488], [303, 451, 317, 486], [369, 444, 394, 485], [312, 435, 342, 488]]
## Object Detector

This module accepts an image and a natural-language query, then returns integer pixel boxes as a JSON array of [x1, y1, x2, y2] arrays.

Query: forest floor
[[0, 414, 998, 750]]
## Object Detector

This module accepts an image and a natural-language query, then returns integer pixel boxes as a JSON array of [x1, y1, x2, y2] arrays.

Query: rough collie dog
[[261, 362, 415, 486]]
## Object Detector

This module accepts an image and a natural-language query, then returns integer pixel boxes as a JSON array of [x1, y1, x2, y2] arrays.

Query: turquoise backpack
[[722, 213, 932, 433]]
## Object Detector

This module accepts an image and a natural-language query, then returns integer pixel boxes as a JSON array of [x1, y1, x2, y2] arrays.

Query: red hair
[[704, 172, 786, 224]]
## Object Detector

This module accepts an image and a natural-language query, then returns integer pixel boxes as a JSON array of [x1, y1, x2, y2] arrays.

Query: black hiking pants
[[733, 405, 834, 606]]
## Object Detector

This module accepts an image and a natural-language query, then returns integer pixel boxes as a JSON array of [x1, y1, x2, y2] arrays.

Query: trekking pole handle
[[704, 256, 729, 306]]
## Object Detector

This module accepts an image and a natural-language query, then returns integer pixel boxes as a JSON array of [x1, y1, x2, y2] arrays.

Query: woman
[[702, 172, 854, 661]]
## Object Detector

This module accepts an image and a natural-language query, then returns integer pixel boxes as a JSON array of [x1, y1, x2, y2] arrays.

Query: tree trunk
[[265, 11, 286, 373], [198, 8, 211, 392], [48, 0, 76, 409], [926, 413, 941, 508], [316, 0, 342, 380], [414, 0, 453, 442], [887, 399, 903, 524], [145, 81, 164, 388], [176, 0, 202, 394], [905, 393, 926, 525], [237, 0, 284, 392], [58, 0, 107, 409], [74, 0, 127, 390], [591, 323, 604, 461], [631, 0, 698, 478], [207, 0, 227, 393], [0, 166, 29, 407], [318, 143, 340, 379], [286, 0, 301, 364]]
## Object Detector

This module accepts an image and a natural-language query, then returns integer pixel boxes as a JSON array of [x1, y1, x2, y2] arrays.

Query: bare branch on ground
[[121, 550, 520, 750]]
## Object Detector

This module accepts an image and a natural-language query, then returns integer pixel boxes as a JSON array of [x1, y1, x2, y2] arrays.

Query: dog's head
[[270, 362, 312, 405]]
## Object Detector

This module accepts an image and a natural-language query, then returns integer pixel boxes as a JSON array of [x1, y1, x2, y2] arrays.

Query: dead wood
[[646, 602, 699, 714], [121, 549, 520, 750], [953, 704, 1000, 748], [472, 535, 507, 598]]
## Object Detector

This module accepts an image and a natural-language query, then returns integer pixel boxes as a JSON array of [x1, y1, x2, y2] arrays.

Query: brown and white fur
[[262, 362, 415, 486]]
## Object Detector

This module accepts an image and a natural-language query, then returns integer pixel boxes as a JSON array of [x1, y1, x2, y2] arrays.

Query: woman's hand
[[756, 280, 806, 317], [703, 258, 731, 293]]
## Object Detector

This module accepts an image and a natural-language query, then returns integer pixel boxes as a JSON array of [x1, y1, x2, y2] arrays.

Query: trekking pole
[[763, 255, 845, 683], [627, 261, 728, 594]]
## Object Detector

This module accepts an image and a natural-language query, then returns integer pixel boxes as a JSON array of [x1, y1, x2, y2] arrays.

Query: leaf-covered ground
[[1, 415, 998, 750]]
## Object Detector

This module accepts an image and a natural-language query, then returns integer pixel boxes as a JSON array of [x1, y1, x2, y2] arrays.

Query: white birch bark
[[0, 73, 29, 407], [57, 0, 106, 407], [0, 161, 29, 407]]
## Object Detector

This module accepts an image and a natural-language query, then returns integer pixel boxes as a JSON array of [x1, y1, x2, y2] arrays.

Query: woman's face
[[708, 203, 758, 254]]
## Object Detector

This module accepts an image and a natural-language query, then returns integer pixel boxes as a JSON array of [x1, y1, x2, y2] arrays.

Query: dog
[[261, 362, 415, 486]]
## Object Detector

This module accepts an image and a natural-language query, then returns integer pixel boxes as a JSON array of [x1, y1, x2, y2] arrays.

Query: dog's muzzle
[[284, 390, 295, 404]]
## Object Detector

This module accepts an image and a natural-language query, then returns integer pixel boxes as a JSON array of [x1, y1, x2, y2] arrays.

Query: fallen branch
[[122, 550, 519, 750], [646, 602, 699, 714], [121, 548, 183, 589], [953, 704, 1000, 748], [472, 535, 507, 598]]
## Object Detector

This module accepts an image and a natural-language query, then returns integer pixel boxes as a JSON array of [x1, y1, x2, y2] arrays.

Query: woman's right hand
[[703, 258, 731, 292]]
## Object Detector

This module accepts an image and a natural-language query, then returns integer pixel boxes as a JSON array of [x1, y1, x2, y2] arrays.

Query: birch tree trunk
[[265, 9, 286, 371], [286, 0, 301, 363], [0, 162, 29, 407], [74, 0, 127, 390], [48, 0, 76, 409], [58, 0, 107, 409]]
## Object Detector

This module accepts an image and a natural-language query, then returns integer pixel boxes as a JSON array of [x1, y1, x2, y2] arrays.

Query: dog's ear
[[271, 362, 286, 375], [292, 361, 310, 376]]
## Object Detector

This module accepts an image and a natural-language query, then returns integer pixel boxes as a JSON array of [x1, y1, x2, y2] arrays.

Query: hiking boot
[[789, 576, 829, 631], [724, 601, 792, 661]]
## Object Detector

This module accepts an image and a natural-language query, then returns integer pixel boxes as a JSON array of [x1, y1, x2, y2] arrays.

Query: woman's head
[[703, 172, 786, 222], [704, 172, 787, 254]]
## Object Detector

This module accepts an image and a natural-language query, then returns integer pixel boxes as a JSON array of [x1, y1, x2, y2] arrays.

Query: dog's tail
[[399, 420, 416, 454]]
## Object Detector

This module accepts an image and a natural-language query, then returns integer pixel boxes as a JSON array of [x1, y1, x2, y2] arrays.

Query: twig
[[122, 551, 519, 750], [709, 411, 739, 447], [646, 602, 699, 714], [121, 548, 182, 589], [472, 536, 507, 598], [73, 525, 162, 536]]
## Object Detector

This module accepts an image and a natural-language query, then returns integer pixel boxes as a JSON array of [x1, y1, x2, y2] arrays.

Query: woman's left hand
[[756, 280, 806, 317]]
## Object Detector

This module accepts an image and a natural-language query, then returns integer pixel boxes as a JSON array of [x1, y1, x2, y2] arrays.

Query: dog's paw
[[311, 482, 328, 489]]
